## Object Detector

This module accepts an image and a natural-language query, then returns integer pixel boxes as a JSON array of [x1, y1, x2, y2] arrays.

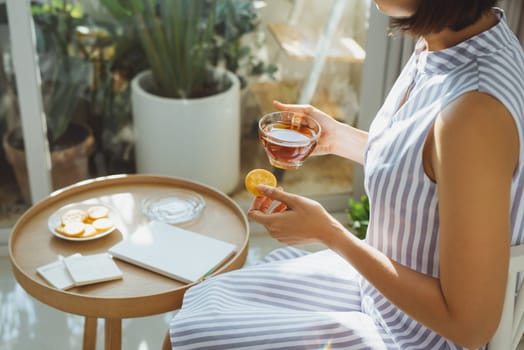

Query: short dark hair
[[391, 0, 498, 36]]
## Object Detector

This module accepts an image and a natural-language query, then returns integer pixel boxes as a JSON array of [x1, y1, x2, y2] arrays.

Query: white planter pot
[[131, 70, 241, 194]]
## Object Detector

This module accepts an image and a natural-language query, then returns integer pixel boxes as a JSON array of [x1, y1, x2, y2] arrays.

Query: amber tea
[[258, 112, 321, 170]]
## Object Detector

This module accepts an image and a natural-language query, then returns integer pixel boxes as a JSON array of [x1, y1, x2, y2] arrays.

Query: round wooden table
[[9, 174, 249, 350]]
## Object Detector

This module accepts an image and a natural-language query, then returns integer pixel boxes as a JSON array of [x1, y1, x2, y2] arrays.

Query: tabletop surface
[[9, 174, 249, 318]]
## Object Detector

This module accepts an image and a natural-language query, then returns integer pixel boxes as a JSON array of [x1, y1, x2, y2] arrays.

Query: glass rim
[[141, 190, 206, 225], [258, 111, 321, 144]]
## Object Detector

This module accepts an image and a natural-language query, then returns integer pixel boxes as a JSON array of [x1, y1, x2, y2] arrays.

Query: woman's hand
[[273, 100, 341, 156], [273, 100, 368, 164], [247, 185, 343, 246]]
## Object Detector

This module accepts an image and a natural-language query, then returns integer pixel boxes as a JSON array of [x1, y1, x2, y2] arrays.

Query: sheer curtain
[[353, 1, 524, 196]]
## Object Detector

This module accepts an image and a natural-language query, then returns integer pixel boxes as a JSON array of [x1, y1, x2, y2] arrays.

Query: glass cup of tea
[[258, 111, 321, 170]]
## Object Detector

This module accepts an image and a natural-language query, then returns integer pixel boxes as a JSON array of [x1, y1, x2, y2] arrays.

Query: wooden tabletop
[[9, 174, 250, 319]]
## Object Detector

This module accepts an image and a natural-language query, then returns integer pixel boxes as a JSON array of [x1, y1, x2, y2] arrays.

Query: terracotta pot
[[2, 123, 95, 203]]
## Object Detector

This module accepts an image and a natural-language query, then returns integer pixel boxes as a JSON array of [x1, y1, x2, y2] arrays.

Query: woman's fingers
[[273, 100, 314, 114], [256, 185, 296, 206], [248, 195, 264, 210], [247, 186, 291, 222], [271, 202, 288, 213], [258, 196, 273, 213], [248, 186, 288, 214], [249, 195, 272, 212]]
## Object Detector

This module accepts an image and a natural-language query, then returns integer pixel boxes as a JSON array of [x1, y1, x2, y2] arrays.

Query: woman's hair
[[391, 0, 498, 36]]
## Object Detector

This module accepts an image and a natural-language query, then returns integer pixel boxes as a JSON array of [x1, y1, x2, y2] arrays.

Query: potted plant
[[347, 195, 369, 240], [101, 0, 276, 194], [2, 0, 96, 203]]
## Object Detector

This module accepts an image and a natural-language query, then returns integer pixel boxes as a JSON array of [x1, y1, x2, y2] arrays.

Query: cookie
[[87, 206, 109, 220], [81, 224, 99, 238], [55, 221, 85, 237], [61, 209, 87, 226], [92, 218, 114, 232]]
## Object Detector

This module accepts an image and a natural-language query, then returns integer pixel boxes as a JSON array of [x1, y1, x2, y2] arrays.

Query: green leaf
[[347, 195, 370, 239], [100, 0, 277, 98], [100, 0, 133, 18]]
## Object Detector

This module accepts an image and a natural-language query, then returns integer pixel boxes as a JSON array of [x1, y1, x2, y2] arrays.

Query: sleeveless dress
[[169, 9, 524, 350]]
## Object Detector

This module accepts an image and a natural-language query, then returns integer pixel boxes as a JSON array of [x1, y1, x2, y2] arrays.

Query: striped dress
[[169, 9, 524, 350]]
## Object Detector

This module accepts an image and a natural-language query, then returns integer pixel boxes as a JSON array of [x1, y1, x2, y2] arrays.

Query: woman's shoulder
[[438, 91, 514, 128], [433, 91, 518, 171], [473, 35, 524, 124]]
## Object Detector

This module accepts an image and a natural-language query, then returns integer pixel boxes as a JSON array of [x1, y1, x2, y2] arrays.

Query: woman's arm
[[251, 92, 518, 349], [273, 101, 369, 165], [333, 92, 517, 348], [426, 91, 516, 346]]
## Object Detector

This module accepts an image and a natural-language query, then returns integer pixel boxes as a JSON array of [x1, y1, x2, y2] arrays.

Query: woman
[[165, 0, 524, 349]]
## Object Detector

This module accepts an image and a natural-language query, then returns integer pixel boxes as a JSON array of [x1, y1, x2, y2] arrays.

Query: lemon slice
[[245, 169, 277, 197], [87, 205, 109, 220], [55, 222, 85, 237]]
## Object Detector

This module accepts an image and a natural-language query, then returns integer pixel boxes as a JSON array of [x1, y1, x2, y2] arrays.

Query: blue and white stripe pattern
[[169, 9, 524, 350], [171, 249, 399, 349], [364, 8, 524, 349]]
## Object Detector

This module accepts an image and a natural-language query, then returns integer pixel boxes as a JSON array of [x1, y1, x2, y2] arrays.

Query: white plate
[[48, 202, 118, 241]]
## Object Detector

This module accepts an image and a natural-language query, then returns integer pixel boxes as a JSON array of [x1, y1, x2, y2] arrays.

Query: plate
[[48, 202, 118, 241], [141, 190, 205, 225]]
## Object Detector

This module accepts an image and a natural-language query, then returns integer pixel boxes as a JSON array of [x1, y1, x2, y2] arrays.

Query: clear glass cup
[[258, 111, 321, 170]]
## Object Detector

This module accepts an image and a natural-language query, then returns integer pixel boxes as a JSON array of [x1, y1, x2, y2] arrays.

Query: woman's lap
[[169, 247, 399, 349]]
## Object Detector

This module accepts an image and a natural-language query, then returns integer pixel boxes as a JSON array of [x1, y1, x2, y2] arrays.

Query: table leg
[[104, 318, 122, 350], [83, 317, 98, 350]]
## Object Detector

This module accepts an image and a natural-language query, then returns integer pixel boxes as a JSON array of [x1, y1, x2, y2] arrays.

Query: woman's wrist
[[329, 122, 368, 164], [321, 218, 354, 248]]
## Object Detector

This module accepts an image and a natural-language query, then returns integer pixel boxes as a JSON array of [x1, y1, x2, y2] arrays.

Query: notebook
[[37, 253, 123, 289], [37, 254, 80, 290], [108, 220, 236, 283], [63, 253, 123, 286]]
